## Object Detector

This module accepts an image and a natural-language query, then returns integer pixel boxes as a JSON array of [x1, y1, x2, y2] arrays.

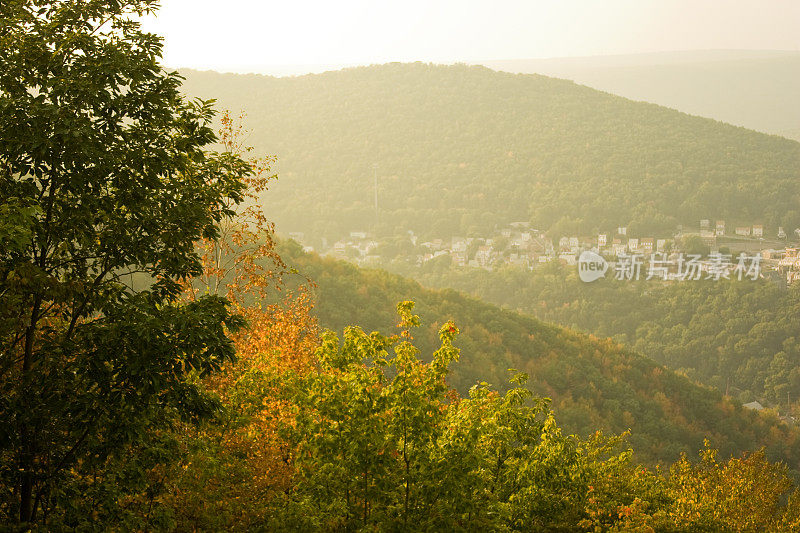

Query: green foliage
[[277, 242, 800, 470], [272, 303, 631, 531], [668, 442, 794, 532], [179, 63, 800, 240], [0, 0, 250, 526], [247, 302, 800, 532], [484, 51, 800, 142], [396, 260, 800, 408], [681, 234, 711, 256]]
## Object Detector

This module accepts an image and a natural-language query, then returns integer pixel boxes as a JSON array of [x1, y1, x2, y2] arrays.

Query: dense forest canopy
[[276, 242, 800, 470], [385, 259, 800, 409], [480, 50, 800, 142], [5, 1, 800, 529], [180, 63, 800, 240]]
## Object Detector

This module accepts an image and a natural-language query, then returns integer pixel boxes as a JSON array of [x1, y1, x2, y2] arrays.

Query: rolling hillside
[[478, 50, 800, 141], [180, 62, 800, 241], [386, 258, 800, 409], [276, 241, 800, 470]]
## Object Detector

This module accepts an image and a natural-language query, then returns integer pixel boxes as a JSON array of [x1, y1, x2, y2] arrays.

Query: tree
[[167, 112, 321, 529], [0, 1, 252, 526], [271, 302, 641, 531], [680, 234, 711, 257], [668, 442, 795, 531]]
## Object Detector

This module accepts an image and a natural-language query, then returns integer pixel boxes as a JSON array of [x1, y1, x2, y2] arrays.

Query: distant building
[[753, 225, 764, 237], [743, 401, 764, 411], [736, 227, 751, 237], [779, 248, 799, 269], [700, 219, 710, 229], [715, 220, 726, 236], [350, 231, 367, 239], [656, 239, 666, 253], [510, 235, 526, 248], [617, 226, 627, 236], [778, 227, 787, 239], [640, 238, 654, 253], [288, 231, 305, 242], [365, 241, 379, 254], [628, 238, 639, 251], [558, 253, 577, 266], [598, 234, 607, 246], [475, 246, 492, 266], [569, 236, 579, 249]]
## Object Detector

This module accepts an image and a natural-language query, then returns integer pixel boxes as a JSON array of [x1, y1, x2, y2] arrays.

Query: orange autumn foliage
[[170, 112, 319, 528]]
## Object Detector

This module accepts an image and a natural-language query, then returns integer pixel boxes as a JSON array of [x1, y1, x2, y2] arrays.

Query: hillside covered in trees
[[6, 1, 800, 530], [480, 50, 800, 142], [276, 242, 800, 469], [386, 259, 800, 410], [180, 63, 800, 240]]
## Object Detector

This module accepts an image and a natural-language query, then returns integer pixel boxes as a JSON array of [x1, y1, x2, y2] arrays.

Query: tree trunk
[[19, 298, 41, 523]]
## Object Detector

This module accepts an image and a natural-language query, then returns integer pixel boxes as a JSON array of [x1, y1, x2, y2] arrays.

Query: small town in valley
[[289, 219, 800, 285]]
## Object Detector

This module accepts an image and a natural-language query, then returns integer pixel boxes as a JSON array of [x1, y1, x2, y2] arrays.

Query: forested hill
[[479, 50, 800, 142], [180, 63, 800, 240], [387, 260, 800, 410], [277, 241, 800, 469]]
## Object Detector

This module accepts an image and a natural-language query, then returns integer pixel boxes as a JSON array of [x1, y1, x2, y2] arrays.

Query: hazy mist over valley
[[3, 1, 800, 530]]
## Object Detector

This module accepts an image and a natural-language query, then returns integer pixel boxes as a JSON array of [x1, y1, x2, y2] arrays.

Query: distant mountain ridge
[[180, 62, 800, 241], [476, 50, 800, 141]]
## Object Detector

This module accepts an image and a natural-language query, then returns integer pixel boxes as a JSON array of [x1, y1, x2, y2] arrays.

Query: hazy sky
[[140, 0, 800, 73]]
